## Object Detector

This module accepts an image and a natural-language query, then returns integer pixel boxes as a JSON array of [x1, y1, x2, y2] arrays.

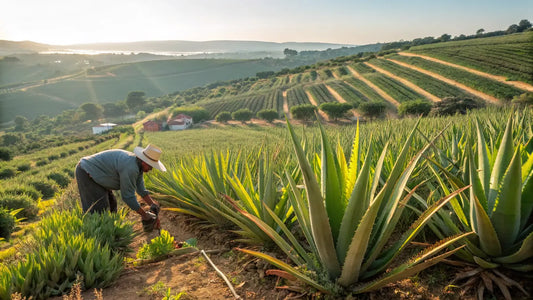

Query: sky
[[1, 0, 532, 46]]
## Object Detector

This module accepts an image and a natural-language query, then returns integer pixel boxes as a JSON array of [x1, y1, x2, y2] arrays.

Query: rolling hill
[[181, 32, 532, 119]]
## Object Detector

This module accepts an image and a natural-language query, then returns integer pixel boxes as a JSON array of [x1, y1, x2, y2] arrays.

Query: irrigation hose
[[201, 249, 242, 299]]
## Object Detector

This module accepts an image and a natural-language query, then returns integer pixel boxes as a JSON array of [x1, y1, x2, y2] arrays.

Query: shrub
[[2, 185, 42, 201], [171, 106, 210, 123], [232, 108, 253, 124], [35, 159, 48, 167], [0, 147, 13, 161], [0, 194, 38, 220], [358, 102, 387, 119], [256, 109, 279, 123], [398, 100, 433, 117], [511, 92, 533, 107], [290, 104, 317, 121], [29, 179, 58, 199], [0, 168, 16, 179], [431, 97, 484, 116], [215, 111, 232, 123], [16, 163, 31, 172], [47, 172, 71, 188], [0, 207, 15, 240], [60, 152, 68, 158], [47, 154, 59, 161], [319, 102, 353, 121]]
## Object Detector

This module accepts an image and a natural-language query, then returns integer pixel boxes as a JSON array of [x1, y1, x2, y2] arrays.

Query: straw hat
[[134, 144, 166, 172]]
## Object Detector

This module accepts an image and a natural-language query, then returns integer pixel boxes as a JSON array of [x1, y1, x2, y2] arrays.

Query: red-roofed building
[[167, 114, 193, 130], [143, 120, 160, 132]]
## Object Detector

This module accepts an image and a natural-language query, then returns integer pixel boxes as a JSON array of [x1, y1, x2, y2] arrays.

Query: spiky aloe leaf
[[488, 115, 514, 212], [475, 118, 491, 198], [236, 248, 329, 293], [317, 118, 344, 241], [521, 155, 533, 231], [491, 146, 522, 249], [286, 118, 341, 279], [494, 231, 533, 264], [355, 244, 467, 293], [336, 143, 372, 263], [473, 256, 500, 268], [471, 178, 502, 257]]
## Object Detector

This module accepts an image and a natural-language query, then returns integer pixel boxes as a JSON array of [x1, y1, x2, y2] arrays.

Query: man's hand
[[142, 211, 158, 232]]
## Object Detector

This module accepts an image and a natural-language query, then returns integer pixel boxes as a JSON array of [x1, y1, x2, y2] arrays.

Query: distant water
[[39, 49, 211, 56]]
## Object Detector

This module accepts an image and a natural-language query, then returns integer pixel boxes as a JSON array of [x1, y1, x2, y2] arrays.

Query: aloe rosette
[[237, 117, 471, 294]]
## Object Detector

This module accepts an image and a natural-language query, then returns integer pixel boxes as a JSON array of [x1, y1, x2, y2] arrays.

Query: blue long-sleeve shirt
[[80, 149, 149, 211]]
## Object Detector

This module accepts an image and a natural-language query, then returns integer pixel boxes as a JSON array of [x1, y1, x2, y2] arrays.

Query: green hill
[[183, 32, 532, 119]]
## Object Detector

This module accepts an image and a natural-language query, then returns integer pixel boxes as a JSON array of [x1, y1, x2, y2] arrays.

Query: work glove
[[142, 211, 158, 232]]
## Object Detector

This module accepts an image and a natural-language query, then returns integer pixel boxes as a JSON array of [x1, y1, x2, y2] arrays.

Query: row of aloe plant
[[146, 108, 531, 297]]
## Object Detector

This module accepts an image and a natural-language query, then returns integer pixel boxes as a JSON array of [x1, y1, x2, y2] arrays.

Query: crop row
[[286, 87, 310, 107], [368, 59, 483, 100], [343, 77, 387, 103], [354, 63, 425, 103], [389, 54, 525, 101], [318, 69, 335, 81], [408, 44, 533, 84], [326, 80, 369, 106], [305, 84, 337, 105]]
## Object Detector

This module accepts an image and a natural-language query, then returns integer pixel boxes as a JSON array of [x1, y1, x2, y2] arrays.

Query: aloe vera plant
[[426, 113, 532, 299], [236, 117, 471, 294]]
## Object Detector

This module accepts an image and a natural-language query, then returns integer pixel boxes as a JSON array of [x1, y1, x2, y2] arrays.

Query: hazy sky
[[1, 0, 531, 45]]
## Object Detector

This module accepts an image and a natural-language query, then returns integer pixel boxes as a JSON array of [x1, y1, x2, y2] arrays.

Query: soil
[[51, 206, 533, 300]]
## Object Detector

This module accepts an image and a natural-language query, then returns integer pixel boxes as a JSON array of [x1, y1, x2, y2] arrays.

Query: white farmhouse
[[92, 123, 117, 134], [167, 114, 193, 130]]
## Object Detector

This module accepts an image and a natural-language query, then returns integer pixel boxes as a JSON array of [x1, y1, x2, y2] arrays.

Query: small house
[[167, 114, 193, 130], [92, 123, 117, 134], [143, 120, 160, 132]]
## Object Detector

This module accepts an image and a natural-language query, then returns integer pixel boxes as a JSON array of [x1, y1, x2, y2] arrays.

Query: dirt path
[[346, 66, 400, 107], [398, 52, 533, 93], [282, 90, 290, 118], [365, 62, 441, 103], [325, 84, 361, 118], [305, 90, 329, 120], [387, 58, 500, 104]]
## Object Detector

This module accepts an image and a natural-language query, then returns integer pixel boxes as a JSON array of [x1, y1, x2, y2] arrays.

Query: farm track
[[346, 66, 400, 107], [399, 52, 533, 93], [305, 90, 329, 120], [282, 90, 290, 118], [325, 84, 360, 118], [365, 62, 441, 103], [387, 58, 500, 104]]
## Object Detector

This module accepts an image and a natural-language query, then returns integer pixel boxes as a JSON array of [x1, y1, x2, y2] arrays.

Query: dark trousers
[[75, 163, 117, 213]]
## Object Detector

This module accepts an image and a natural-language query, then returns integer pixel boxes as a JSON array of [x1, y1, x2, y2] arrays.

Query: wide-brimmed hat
[[134, 144, 166, 172]]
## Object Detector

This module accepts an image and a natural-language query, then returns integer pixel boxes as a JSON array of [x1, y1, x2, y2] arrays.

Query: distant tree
[[283, 48, 298, 57], [439, 34, 451, 42], [55, 109, 79, 125], [506, 24, 519, 34], [0, 147, 13, 161], [1, 133, 24, 147], [136, 110, 147, 120], [14, 115, 29, 131], [256, 109, 278, 123], [80, 102, 104, 121], [102, 102, 127, 118], [398, 100, 433, 117], [232, 109, 253, 124], [290, 104, 317, 121], [358, 102, 386, 120], [319, 102, 353, 121], [310, 70, 318, 80], [476, 28, 485, 35], [215, 111, 232, 123], [126, 91, 146, 111], [518, 19, 532, 32], [256, 71, 275, 79]]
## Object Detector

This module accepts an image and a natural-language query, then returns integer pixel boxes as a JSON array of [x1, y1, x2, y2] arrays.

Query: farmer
[[75, 144, 167, 232]]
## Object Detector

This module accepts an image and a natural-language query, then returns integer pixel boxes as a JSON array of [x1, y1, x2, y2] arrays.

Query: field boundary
[[399, 52, 533, 93], [346, 66, 400, 107], [365, 61, 441, 103], [387, 58, 500, 104]]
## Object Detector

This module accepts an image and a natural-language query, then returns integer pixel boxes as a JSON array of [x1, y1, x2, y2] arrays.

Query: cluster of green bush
[[0, 207, 135, 299], [215, 108, 280, 124]]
